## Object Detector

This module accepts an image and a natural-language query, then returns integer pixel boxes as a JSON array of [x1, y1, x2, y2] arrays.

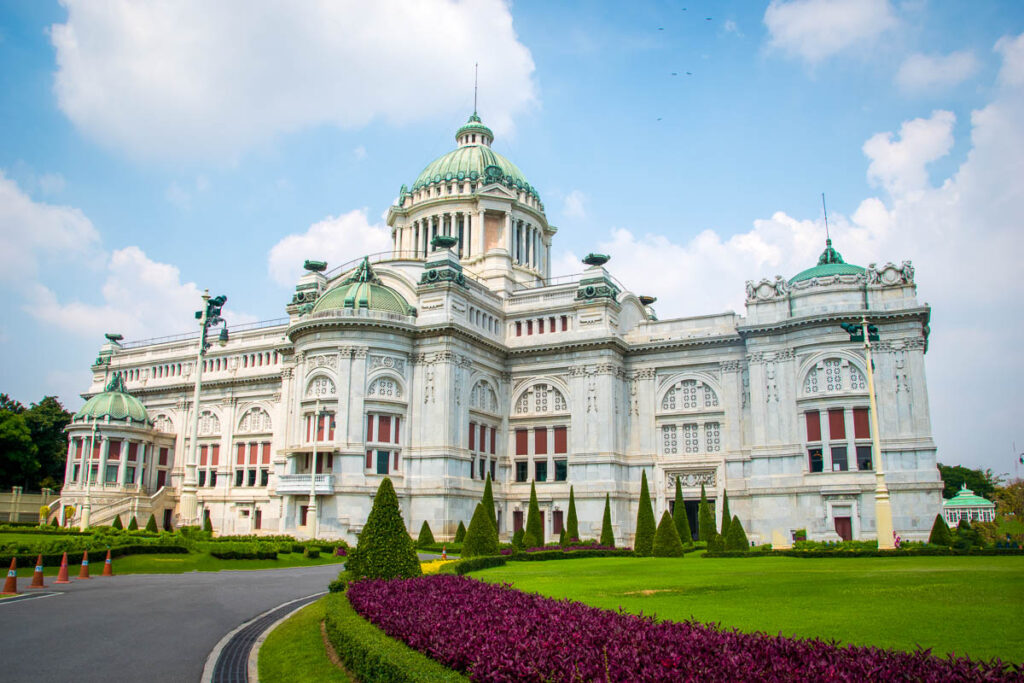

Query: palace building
[[59, 113, 943, 544]]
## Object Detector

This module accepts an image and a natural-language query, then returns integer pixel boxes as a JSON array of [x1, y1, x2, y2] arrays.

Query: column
[[457, 213, 464, 257], [118, 440, 128, 486], [465, 213, 472, 257], [138, 443, 146, 489], [479, 209, 487, 254], [98, 436, 110, 485], [64, 438, 75, 485], [504, 213, 512, 252], [535, 229, 540, 269]]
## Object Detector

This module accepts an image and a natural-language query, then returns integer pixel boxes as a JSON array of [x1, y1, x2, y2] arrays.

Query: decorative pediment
[[866, 261, 914, 286], [745, 276, 788, 302]]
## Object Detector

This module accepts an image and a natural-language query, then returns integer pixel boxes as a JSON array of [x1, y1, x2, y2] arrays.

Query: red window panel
[[538, 318, 545, 334], [805, 411, 821, 442], [159, 448, 169, 466], [249, 443, 259, 465], [516, 321, 522, 336], [480, 424, 486, 454], [469, 421, 476, 451], [328, 412, 336, 441], [236, 444, 246, 465], [515, 429, 528, 455], [554, 426, 567, 454], [306, 415, 311, 442], [211, 444, 219, 467], [315, 454, 324, 474], [92, 440, 102, 459], [75, 439, 83, 459], [316, 414, 325, 441], [535, 427, 548, 455], [828, 409, 846, 440], [513, 510, 524, 532], [199, 445, 208, 467], [527, 320, 533, 335], [366, 415, 374, 442], [127, 442, 138, 462], [378, 415, 391, 443], [108, 440, 121, 460], [553, 510, 564, 535], [261, 443, 271, 465], [489, 426, 496, 455], [394, 417, 400, 444], [550, 316, 556, 331], [393, 451, 399, 470], [853, 408, 870, 439], [366, 450, 373, 468], [561, 315, 568, 331]]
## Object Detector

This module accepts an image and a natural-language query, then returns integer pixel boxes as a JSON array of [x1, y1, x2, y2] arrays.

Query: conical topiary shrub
[[345, 477, 422, 579], [566, 486, 579, 542], [600, 493, 615, 548], [127, 516, 138, 531], [50, 517, 59, 527], [698, 484, 715, 542], [653, 510, 685, 557], [928, 514, 952, 546], [559, 528, 566, 546], [523, 482, 544, 548], [720, 491, 731, 538], [203, 513, 213, 533], [512, 528, 525, 549], [481, 474, 497, 528], [417, 520, 435, 547], [462, 503, 499, 558], [454, 520, 467, 543], [111, 515, 123, 530], [708, 532, 725, 552], [673, 477, 692, 545], [634, 470, 656, 556], [725, 515, 749, 550], [145, 514, 158, 533]]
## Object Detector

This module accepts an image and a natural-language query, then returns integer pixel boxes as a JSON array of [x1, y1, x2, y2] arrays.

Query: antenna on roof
[[821, 192, 831, 243], [474, 62, 479, 115]]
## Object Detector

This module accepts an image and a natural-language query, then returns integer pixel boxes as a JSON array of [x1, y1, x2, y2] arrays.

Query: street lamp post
[[309, 399, 321, 540], [180, 290, 228, 527]]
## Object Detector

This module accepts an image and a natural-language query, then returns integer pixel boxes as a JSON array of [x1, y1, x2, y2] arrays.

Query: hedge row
[[322, 592, 468, 682], [209, 548, 278, 560], [507, 548, 637, 562], [0, 544, 189, 567], [437, 556, 508, 575], [704, 547, 1024, 559]]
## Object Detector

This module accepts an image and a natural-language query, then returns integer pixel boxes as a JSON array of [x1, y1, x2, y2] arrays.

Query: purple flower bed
[[347, 575, 1022, 682]]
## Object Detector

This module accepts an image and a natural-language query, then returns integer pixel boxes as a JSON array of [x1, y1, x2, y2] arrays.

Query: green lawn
[[0, 532, 80, 544], [258, 597, 352, 683], [475, 555, 1024, 664], [14, 551, 345, 576]]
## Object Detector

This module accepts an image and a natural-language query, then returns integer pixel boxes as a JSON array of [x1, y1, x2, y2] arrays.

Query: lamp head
[[218, 326, 229, 346]]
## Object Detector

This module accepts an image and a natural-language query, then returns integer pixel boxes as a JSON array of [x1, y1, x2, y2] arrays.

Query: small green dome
[[790, 239, 865, 283], [312, 258, 414, 316], [942, 485, 996, 509], [75, 375, 150, 424]]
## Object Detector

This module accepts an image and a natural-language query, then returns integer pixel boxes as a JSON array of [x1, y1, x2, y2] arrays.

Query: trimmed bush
[[507, 548, 636, 562], [462, 503, 499, 558], [698, 484, 715, 542], [566, 486, 579, 542], [652, 510, 685, 557], [673, 477, 692, 545], [523, 482, 543, 549], [725, 515, 749, 550], [600, 493, 615, 548], [634, 470, 656, 556], [145, 514, 158, 533], [127, 516, 138, 531], [708, 532, 725, 552], [558, 528, 566, 546], [929, 514, 952, 546], [417, 521, 435, 548], [304, 547, 321, 559], [437, 555, 508, 575], [50, 517, 59, 528], [720, 491, 731, 538], [111, 515, 123, 530], [203, 514, 214, 533], [512, 528, 525, 549], [481, 474, 498, 543], [345, 477, 422, 580], [454, 521, 467, 544]]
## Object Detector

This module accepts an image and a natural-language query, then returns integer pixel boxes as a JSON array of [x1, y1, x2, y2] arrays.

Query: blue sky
[[1, 0, 1022, 475]]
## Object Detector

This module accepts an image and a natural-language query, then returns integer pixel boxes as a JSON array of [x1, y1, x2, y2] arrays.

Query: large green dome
[[312, 258, 414, 316], [790, 239, 865, 283], [74, 374, 150, 424]]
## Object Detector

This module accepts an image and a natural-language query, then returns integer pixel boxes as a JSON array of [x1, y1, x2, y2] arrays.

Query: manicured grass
[[14, 551, 345, 576], [0, 532, 81, 544], [259, 597, 352, 683], [476, 555, 1024, 664]]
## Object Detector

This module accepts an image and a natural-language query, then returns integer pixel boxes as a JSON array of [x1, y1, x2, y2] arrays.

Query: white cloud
[[764, 0, 897, 64], [863, 110, 956, 197], [996, 33, 1024, 87], [353, 145, 368, 161], [267, 209, 392, 287], [164, 182, 191, 210], [562, 190, 587, 219], [37, 172, 67, 195], [51, 0, 537, 161], [896, 51, 980, 92], [723, 20, 742, 37]]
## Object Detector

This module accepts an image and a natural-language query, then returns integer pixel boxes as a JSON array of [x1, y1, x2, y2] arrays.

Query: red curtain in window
[[515, 429, 528, 455], [554, 426, 567, 454], [317, 414, 325, 441], [853, 408, 870, 439], [534, 427, 548, 455], [127, 442, 138, 462], [805, 411, 821, 442], [261, 443, 271, 465], [236, 444, 246, 465], [378, 415, 391, 443], [199, 445, 207, 467], [366, 450, 373, 468], [250, 443, 259, 465], [75, 439, 83, 459], [394, 417, 400, 444], [327, 412, 335, 441], [108, 440, 121, 460], [393, 451, 399, 470], [561, 316, 568, 331], [306, 415, 311, 442], [92, 440, 101, 459], [366, 415, 374, 442], [828, 409, 846, 440], [159, 448, 169, 466], [489, 426, 496, 455], [538, 318, 545, 334], [469, 421, 476, 451], [527, 320, 533, 335], [211, 444, 219, 467]]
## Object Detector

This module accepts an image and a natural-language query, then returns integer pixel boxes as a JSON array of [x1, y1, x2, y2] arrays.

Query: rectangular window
[[561, 315, 568, 331], [809, 448, 824, 473], [317, 414, 325, 441], [527, 320, 533, 335], [831, 446, 849, 471], [490, 459, 496, 481], [248, 469, 257, 486], [856, 445, 873, 471], [254, 509, 262, 530], [393, 451, 399, 470], [806, 411, 821, 442], [366, 450, 373, 469], [828, 409, 846, 440], [261, 443, 271, 465], [489, 426, 496, 455], [393, 416, 399, 444], [376, 450, 389, 475], [198, 470, 206, 487], [534, 427, 548, 455], [515, 461, 528, 482], [260, 469, 269, 487], [478, 457, 485, 480], [300, 505, 309, 526], [209, 471, 217, 487], [234, 470, 244, 487], [108, 440, 121, 460], [378, 415, 391, 443], [469, 421, 476, 451], [538, 318, 544, 334], [128, 442, 138, 462], [853, 407, 870, 439], [125, 466, 135, 483], [553, 426, 567, 454], [553, 509, 563, 535], [515, 429, 528, 455], [211, 444, 219, 467], [366, 415, 374, 442], [236, 443, 246, 465], [513, 510, 524, 532], [554, 459, 567, 481], [199, 445, 207, 467], [73, 464, 80, 481], [535, 460, 548, 482], [249, 443, 259, 466], [516, 321, 522, 336], [479, 424, 486, 453]]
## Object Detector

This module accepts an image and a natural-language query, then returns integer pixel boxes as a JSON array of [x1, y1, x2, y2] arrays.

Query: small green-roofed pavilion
[[942, 484, 996, 525]]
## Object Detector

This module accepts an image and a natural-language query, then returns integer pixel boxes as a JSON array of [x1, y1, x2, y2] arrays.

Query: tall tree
[[994, 479, 1024, 520], [0, 410, 39, 489], [600, 493, 615, 547], [937, 463, 1002, 501], [23, 396, 72, 489], [0, 394, 25, 413], [719, 490, 731, 538], [634, 470, 656, 556], [566, 486, 579, 541], [345, 477, 421, 579], [673, 477, 692, 544], [523, 481, 544, 548], [697, 484, 716, 542]]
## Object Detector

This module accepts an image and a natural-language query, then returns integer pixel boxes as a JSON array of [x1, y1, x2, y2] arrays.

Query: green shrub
[[481, 474, 498, 546], [698, 484, 715, 542], [304, 547, 320, 559], [634, 470, 656, 556], [111, 515, 123, 530], [600, 493, 615, 548], [203, 514, 213, 533], [523, 482, 543, 549], [508, 548, 637, 562], [566, 486, 579, 542], [929, 514, 952, 546], [454, 521, 467, 543], [672, 477, 692, 545], [145, 514, 158, 533], [725, 515, 749, 550], [49, 517, 59, 527], [462, 503, 499, 558], [512, 528, 525, 549], [437, 555, 509, 575], [720, 491, 731, 538], [417, 521, 435, 548], [708, 532, 725, 552], [328, 572, 349, 593], [291, 543, 306, 554], [345, 477, 421, 580], [127, 516, 138, 531], [558, 528, 566, 546], [652, 510, 685, 557]]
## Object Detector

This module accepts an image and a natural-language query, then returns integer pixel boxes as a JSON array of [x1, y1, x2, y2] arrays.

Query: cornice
[[737, 306, 931, 337]]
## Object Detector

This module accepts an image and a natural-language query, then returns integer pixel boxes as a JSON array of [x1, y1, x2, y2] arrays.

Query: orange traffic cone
[[101, 550, 113, 577], [442, 545, 447, 560], [1, 558, 17, 595], [55, 552, 71, 584], [77, 551, 90, 579], [28, 555, 46, 589]]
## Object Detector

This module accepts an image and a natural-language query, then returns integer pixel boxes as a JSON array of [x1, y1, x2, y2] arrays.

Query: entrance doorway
[[162, 509, 173, 531], [668, 499, 705, 542], [834, 516, 852, 541]]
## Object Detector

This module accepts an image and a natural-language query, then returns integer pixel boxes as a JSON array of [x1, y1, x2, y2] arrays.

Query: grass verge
[[258, 597, 352, 683], [15, 551, 345, 576]]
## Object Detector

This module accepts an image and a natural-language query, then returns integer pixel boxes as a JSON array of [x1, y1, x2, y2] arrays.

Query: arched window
[[237, 407, 272, 433], [470, 379, 498, 413], [306, 376, 336, 398], [153, 414, 173, 433], [198, 410, 220, 436], [803, 357, 867, 395], [367, 376, 402, 399], [514, 382, 567, 415], [661, 379, 719, 411]]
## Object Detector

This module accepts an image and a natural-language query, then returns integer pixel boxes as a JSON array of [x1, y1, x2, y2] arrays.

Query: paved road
[[0, 564, 341, 683]]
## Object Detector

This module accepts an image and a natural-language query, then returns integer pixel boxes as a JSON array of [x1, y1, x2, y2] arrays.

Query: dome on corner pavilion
[[312, 258, 414, 316], [74, 374, 150, 424], [410, 113, 540, 200], [789, 239, 865, 284]]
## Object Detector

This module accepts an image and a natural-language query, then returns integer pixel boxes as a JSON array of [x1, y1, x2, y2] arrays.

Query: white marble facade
[[62, 116, 943, 544]]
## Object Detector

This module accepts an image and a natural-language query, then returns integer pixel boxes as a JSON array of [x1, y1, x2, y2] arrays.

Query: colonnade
[[64, 433, 164, 492]]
